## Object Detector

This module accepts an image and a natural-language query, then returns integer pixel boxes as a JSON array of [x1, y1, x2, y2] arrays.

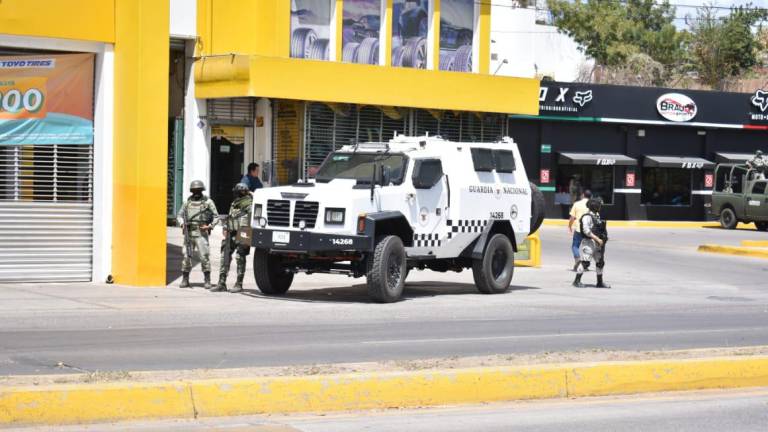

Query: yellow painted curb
[[2, 356, 768, 426], [742, 240, 768, 247], [698, 244, 768, 259]]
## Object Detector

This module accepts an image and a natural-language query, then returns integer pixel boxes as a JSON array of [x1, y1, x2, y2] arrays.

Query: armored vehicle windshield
[[315, 152, 408, 184]]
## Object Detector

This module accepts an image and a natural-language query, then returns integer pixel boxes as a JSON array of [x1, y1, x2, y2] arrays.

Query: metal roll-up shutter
[[0, 144, 93, 282], [439, 111, 462, 142], [357, 106, 384, 143], [414, 109, 439, 137], [272, 100, 303, 185], [482, 114, 505, 142], [207, 98, 254, 125], [304, 102, 335, 175]]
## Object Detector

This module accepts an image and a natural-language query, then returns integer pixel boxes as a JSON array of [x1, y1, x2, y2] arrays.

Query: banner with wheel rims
[[290, 0, 333, 61]]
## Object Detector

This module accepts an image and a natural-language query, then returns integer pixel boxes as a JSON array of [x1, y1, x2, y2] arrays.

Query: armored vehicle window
[[315, 152, 407, 184], [471, 148, 494, 172], [493, 150, 516, 173], [412, 159, 444, 189], [752, 181, 767, 195]]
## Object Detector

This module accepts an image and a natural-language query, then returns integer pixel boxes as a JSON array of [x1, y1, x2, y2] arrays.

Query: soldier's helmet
[[587, 197, 603, 213], [232, 182, 249, 193], [189, 180, 206, 192], [757, 150, 764, 156]]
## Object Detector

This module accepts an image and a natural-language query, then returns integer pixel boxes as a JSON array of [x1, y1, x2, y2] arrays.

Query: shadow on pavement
[[238, 281, 539, 304], [166, 241, 200, 285]]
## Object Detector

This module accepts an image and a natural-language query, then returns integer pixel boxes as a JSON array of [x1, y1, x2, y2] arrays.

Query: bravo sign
[[656, 93, 697, 122]]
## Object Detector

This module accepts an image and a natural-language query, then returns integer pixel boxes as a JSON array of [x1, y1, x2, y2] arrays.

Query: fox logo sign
[[573, 90, 593, 107], [752, 90, 768, 112]]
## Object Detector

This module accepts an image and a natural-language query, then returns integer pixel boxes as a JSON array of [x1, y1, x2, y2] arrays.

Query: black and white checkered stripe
[[413, 233, 442, 247], [446, 219, 487, 239]]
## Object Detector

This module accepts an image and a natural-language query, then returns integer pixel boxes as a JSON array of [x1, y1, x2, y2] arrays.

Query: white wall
[[170, 0, 197, 39], [182, 40, 211, 194], [490, 1, 590, 81]]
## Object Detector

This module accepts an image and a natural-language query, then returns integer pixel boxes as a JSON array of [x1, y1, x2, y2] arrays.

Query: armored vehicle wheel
[[253, 250, 293, 295], [756, 221, 768, 231], [366, 235, 406, 303], [473, 233, 514, 294], [529, 182, 545, 234], [720, 208, 737, 230]]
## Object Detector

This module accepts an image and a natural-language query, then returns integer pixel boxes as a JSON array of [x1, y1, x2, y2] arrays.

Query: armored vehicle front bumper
[[240, 227, 373, 252]]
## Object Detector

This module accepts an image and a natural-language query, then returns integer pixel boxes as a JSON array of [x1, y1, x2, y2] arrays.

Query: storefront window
[[290, 0, 333, 60], [391, 0, 429, 68], [342, 0, 382, 64], [642, 168, 691, 206], [439, 0, 474, 72], [556, 166, 614, 205]]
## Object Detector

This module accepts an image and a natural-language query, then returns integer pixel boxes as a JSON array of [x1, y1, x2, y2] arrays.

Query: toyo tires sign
[[656, 93, 697, 122]]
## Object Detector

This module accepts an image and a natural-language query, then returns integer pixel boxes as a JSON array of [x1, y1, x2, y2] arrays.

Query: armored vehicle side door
[[746, 180, 768, 220], [408, 158, 447, 252]]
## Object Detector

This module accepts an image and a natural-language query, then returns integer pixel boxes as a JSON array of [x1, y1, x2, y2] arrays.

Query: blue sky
[[669, 0, 768, 28]]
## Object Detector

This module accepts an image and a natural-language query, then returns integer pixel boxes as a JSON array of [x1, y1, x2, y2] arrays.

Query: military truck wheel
[[253, 250, 293, 295], [529, 182, 545, 234], [720, 208, 737, 230], [366, 235, 406, 303], [472, 233, 514, 294], [756, 221, 768, 231]]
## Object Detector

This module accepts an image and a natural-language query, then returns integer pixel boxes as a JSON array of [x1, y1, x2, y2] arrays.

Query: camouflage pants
[[181, 233, 211, 273], [219, 233, 250, 280]]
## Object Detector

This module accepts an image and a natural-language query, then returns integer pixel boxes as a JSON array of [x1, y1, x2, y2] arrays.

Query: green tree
[[688, 5, 768, 89], [547, 0, 684, 69]]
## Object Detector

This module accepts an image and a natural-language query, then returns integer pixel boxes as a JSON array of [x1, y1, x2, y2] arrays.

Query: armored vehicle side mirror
[[412, 159, 444, 189]]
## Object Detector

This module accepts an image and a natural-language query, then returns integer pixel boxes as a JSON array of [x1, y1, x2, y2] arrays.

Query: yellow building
[[0, 0, 539, 286]]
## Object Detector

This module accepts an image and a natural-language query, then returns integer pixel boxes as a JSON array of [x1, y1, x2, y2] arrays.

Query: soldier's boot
[[203, 272, 212, 290], [212, 274, 226, 292], [179, 272, 191, 288], [229, 275, 244, 293], [572, 273, 584, 288], [596, 275, 611, 288]]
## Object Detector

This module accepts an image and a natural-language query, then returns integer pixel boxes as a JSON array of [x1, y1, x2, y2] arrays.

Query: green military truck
[[711, 163, 768, 231]]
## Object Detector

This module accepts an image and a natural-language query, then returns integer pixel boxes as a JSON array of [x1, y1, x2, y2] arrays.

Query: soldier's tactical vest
[[226, 195, 252, 232], [185, 198, 214, 235]]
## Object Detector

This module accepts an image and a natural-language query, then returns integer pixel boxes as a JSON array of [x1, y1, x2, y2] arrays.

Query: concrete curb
[[544, 219, 757, 229], [2, 356, 768, 426], [697, 244, 768, 259]]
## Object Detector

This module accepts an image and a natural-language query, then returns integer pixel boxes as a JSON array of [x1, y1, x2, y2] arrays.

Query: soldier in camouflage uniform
[[177, 180, 219, 289], [214, 183, 253, 293]]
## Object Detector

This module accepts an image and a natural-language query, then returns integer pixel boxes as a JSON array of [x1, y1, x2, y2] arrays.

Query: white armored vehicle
[[241, 136, 545, 302]]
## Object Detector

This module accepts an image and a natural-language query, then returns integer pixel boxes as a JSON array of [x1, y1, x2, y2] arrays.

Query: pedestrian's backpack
[[580, 213, 609, 242]]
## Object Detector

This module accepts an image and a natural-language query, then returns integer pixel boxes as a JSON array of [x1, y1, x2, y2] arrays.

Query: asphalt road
[[9, 389, 768, 431], [1, 225, 767, 375]]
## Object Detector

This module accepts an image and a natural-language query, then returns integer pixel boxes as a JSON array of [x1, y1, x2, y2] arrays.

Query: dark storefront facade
[[509, 82, 768, 220]]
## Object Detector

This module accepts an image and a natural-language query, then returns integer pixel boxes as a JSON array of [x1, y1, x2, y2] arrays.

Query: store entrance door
[[210, 126, 246, 213]]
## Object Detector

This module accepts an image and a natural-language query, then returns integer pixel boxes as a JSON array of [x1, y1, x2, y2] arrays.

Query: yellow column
[[334, 0, 344, 61], [112, 0, 170, 286], [478, 0, 491, 74], [431, 0, 441, 70], [383, 0, 394, 66]]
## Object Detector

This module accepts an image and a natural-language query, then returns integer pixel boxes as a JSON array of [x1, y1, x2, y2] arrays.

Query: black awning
[[714, 152, 756, 164], [558, 152, 637, 166], [643, 155, 715, 169]]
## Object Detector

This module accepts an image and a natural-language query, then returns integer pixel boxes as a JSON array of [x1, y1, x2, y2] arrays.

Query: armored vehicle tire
[[472, 233, 515, 294], [366, 235, 407, 303], [253, 250, 293, 295], [756, 221, 768, 231], [720, 208, 737, 230], [529, 182, 545, 234]]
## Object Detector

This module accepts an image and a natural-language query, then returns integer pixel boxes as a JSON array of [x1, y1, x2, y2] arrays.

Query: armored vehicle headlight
[[298, 219, 307, 230], [254, 204, 263, 218], [325, 208, 345, 224], [256, 217, 267, 228]]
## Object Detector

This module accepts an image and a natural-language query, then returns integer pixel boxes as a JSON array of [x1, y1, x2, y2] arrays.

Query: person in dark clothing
[[240, 162, 264, 192]]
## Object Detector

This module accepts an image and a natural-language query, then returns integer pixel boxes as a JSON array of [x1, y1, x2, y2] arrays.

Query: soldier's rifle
[[181, 208, 194, 260]]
